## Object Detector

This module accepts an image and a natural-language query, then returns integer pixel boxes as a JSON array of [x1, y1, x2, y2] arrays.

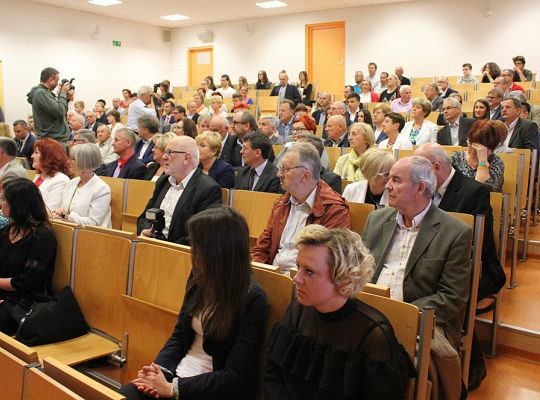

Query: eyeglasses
[[163, 149, 187, 157], [291, 127, 306, 132], [72, 138, 86, 144], [232, 120, 246, 125], [377, 172, 390, 179], [278, 165, 307, 173], [442, 107, 458, 111]]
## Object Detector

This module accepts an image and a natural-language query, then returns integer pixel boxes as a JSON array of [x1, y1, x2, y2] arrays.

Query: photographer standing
[[26, 67, 71, 146]]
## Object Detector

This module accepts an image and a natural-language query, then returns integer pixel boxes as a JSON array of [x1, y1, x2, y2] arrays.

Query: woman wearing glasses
[[342, 149, 394, 206]]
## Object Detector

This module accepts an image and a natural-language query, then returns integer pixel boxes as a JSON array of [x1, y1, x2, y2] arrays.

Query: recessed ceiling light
[[88, 0, 122, 6], [256, 1, 288, 9], [161, 14, 190, 21]]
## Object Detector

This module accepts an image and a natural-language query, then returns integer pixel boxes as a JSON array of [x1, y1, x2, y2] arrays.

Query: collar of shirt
[[437, 167, 455, 200], [0, 163, 8, 176], [169, 168, 196, 190], [506, 117, 519, 130], [290, 184, 317, 211], [396, 201, 432, 230], [253, 159, 267, 177]]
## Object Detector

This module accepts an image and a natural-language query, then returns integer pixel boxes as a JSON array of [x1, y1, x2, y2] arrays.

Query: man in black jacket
[[437, 97, 475, 146], [137, 136, 221, 244], [100, 128, 147, 179], [236, 133, 280, 193], [270, 72, 301, 105]]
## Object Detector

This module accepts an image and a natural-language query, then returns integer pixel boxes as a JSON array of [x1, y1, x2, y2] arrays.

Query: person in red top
[[251, 142, 351, 272], [501, 69, 525, 93]]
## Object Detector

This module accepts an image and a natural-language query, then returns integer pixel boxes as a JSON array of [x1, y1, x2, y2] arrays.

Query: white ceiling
[[30, 0, 416, 28]]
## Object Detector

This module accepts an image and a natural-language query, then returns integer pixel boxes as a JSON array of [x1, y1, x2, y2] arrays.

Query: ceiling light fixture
[[161, 14, 190, 21], [88, 0, 122, 6], [255, 1, 288, 9]]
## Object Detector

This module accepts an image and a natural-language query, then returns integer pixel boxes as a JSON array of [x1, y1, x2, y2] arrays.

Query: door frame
[[187, 46, 214, 87], [305, 21, 345, 85]]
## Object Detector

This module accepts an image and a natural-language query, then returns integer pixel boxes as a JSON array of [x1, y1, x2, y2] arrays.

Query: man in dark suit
[[437, 97, 475, 146], [345, 93, 361, 124], [85, 111, 102, 134], [324, 115, 349, 147], [135, 114, 159, 164], [395, 66, 411, 85], [415, 143, 506, 390], [362, 155, 471, 398], [12, 119, 36, 168], [137, 136, 221, 244], [311, 92, 331, 127], [487, 88, 503, 120], [235, 132, 280, 193], [437, 76, 458, 99], [211, 116, 236, 164], [100, 128, 147, 179], [501, 98, 540, 151], [186, 101, 199, 124], [270, 72, 301, 105]]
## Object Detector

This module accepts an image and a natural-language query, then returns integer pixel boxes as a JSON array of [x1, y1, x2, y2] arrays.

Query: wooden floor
[[468, 218, 540, 398], [469, 350, 540, 399]]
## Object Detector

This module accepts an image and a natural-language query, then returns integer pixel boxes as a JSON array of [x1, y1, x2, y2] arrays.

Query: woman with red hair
[[31, 139, 71, 211]]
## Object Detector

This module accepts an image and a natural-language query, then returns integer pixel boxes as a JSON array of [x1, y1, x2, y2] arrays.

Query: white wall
[[2, 0, 540, 122], [171, 0, 540, 86], [0, 0, 171, 122]]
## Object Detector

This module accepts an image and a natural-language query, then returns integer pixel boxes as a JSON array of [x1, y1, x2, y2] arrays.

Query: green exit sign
[[112, 40, 122, 47]]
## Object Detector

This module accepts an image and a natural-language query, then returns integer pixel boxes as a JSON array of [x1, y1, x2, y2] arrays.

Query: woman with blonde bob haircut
[[264, 224, 413, 400], [333, 122, 375, 181], [342, 149, 394, 206], [196, 131, 235, 188]]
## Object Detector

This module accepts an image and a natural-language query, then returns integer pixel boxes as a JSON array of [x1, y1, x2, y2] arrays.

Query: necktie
[[433, 191, 442, 206], [247, 169, 256, 190], [16, 139, 23, 155]]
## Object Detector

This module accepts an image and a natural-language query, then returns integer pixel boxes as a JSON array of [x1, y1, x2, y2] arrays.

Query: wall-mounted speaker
[[196, 30, 213, 43], [163, 30, 171, 44]]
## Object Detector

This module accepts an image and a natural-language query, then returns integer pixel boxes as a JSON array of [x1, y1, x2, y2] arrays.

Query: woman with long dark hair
[[0, 178, 57, 333], [256, 70, 272, 90], [120, 207, 268, 400]]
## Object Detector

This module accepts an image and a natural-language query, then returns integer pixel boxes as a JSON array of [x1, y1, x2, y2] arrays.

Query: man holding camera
[[126, 85, 157, 132], [137, 136, 221, 244], [26, 67, 71, 145]]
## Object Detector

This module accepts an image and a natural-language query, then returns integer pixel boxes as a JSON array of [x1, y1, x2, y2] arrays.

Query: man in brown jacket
[[251, 142, 351, 272]]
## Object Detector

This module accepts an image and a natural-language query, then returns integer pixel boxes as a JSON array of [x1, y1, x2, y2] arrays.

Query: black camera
[[60, 78, 76, 90], [145, 208, 166, 240], [153, 83, 161, 93]]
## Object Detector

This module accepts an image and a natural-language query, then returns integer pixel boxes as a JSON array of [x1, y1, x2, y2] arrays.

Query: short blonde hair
[[373, 102, 391, 115], [210, 95, 224, 106], [359, 148, 395, 181], [349, 122, 375, 148], [412, 97, 432, 117], [195, 131, 222, 157], [152, 132, 175, 151], [296, 225, 374, 297]]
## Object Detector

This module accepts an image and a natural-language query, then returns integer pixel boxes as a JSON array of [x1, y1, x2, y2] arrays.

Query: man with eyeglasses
[[500, 69, 525, 93], [137, 136, 221, 244], [486, 88, 504, 120], [251, 142, 350, 272], [437, 97, 474, 146], [100, 128, 147, 179]]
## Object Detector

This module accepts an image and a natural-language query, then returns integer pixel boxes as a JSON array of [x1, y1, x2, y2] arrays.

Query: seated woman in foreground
[[52, 143, 111, 227], [263, 225, 413, 400], [120, 207, 269, 400], [0, 178, 57, 333]]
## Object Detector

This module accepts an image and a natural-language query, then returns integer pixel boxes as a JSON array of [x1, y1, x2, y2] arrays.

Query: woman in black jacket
[[120, 207, 268, 400]]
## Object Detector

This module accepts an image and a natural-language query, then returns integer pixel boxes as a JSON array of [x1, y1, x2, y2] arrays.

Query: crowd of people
[[0, 57, 536, 398]]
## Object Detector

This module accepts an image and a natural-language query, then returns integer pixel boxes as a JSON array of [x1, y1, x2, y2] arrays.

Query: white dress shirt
[[376, 202, 432, 300]]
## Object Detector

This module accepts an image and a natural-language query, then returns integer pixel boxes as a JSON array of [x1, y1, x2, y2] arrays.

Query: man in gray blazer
[[0, 138, 28, 180], [362, 156, 472, 348]]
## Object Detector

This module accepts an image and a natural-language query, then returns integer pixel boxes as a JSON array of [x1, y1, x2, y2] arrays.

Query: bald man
[[137, 136, 221, 244], [324, 115, 349, 147]]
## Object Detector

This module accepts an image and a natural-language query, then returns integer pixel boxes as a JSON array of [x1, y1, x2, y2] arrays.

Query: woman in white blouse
[[378, 112, 413, 150], [343, 149, 394, 207], [52, 143, 111, 227], [32, 138, 71, 211], [400, 97, 439, 145]]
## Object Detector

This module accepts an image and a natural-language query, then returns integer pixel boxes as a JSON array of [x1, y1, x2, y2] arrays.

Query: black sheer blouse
[[263, 297, 414, 400]]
